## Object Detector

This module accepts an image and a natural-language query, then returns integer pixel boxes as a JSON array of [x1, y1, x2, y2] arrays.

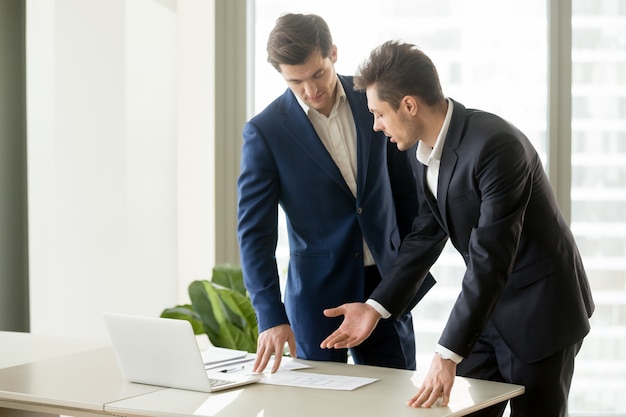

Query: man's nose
[[304, 81, 318, 96], [372, 119, 383, 132]]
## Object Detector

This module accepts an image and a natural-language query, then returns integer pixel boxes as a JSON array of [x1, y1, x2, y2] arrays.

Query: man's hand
[[407, 353, 456, 408], [252, 324, 296, 374], [320, 303, 381, 349]]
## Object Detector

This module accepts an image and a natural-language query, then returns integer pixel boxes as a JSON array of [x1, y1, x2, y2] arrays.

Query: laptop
[[103, 312, 261, 392]]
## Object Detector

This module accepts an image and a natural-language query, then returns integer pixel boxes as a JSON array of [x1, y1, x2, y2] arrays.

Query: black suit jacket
[[372, 99, 594, 363]]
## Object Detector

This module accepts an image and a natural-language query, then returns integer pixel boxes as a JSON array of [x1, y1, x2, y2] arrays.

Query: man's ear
[[330, 45, 338, 63], [401, 95, 419, 115]]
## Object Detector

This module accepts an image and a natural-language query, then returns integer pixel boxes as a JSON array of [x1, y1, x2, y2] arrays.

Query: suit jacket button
[[356, 207, 363, 214]]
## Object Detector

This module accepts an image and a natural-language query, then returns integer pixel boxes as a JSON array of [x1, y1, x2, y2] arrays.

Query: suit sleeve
[[237, 121, 288, 332]]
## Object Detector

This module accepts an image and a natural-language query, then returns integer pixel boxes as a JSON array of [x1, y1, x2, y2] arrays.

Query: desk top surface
[[0, 331, 524, 417], [106, 359, 523, 417], [0, 330, 109, 368], [0, 332, 163, 413]]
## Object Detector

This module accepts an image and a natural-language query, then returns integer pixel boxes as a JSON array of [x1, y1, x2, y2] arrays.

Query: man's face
[[278, 47, 338, 117], [367, 85, 421, 151]]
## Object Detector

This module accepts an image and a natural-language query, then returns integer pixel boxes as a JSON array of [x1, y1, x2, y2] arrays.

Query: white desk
[[0, 332, 524, 417], [0, 332, 163, 417], [106, 359, 523, 417], [0, 331, 108, 369]]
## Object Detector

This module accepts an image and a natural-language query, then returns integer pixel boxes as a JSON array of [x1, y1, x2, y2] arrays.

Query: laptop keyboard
[[208, 378, 233, 388]]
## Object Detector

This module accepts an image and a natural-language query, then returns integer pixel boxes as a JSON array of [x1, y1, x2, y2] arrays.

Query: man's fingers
[[322, 307, 342, 318], [320, 331, 345, 348], [287, 335, 297, 359], [407, 387, 450, 408], [421, 391, 442, 408], [407, 386, 429, 408], [252, 346, 269, 373], [321, 330, 358, 349], [270, 351, 282, 373], [321, 329, 368, 349]]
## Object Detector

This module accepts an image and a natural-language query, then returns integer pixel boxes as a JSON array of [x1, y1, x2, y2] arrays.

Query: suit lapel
[[279, 88, 353, 197], [417, 163, 444, 227], [342, 76, 370, 198], [436, 99, 465, 230]]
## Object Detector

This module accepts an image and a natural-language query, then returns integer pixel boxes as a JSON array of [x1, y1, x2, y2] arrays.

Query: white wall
[[176, 0, 216, 301], [26, 0, 216, 339]]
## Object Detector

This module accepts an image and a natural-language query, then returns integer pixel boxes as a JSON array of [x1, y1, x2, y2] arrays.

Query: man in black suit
[[321, 40, 595, 416]]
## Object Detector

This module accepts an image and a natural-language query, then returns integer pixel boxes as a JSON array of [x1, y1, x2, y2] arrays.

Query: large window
[[251, 0, 626, 414], [568, 0, 626, 412]]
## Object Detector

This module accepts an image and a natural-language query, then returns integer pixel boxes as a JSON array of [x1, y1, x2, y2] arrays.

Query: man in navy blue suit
[[321, 41, 595, 416], [237, 15, 434, 373]]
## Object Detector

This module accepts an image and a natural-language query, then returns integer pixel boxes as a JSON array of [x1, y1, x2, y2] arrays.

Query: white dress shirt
[[297, 79, 375, 266]]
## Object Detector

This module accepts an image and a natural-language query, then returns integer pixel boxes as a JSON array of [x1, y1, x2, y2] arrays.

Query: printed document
[[259, 370, 378, 390]]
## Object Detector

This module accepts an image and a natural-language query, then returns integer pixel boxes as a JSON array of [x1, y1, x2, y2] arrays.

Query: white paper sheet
[[200, 347, 248, 365], [259, 370, 378, 390], [209, 356, 311, 373]]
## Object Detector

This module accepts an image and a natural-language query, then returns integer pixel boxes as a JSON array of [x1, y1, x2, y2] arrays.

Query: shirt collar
[[416, 98, 454, 166]]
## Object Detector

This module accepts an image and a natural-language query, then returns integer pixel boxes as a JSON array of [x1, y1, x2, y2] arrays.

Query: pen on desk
[[220, 365, 245, 373]]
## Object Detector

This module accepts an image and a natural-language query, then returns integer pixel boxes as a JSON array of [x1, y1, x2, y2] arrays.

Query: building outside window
[[568, 0, 626, 412]]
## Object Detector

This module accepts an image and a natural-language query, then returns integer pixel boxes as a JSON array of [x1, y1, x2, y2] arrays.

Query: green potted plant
[[161, 263, 258, 352]]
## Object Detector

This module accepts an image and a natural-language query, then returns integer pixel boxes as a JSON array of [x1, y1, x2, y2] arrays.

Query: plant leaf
[[189, 279, 258, 352], [212, 263, 246, 296], [189, 281, 221, 340], [160, 305, 204, 335], [215, 286, 257, 334]]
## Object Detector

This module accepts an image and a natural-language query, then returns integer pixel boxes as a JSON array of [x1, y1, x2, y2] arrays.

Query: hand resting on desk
[[407, 353, 456, 408], [253, 323, 297, 374]]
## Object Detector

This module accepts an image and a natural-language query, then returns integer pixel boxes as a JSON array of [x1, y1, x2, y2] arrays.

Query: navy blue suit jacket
[[371, 99, 594, 363], [237, 75, 433, 351]]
